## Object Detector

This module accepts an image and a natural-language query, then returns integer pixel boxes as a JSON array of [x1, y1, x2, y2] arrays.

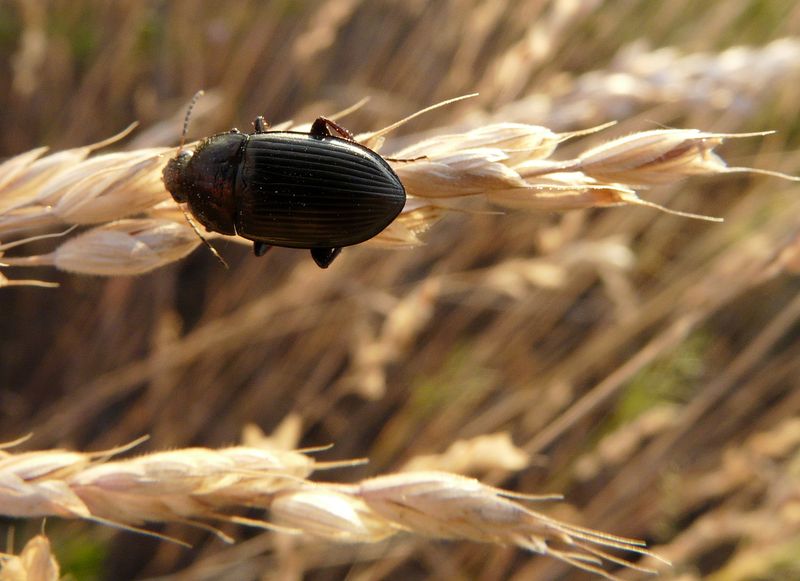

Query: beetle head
[[163, 150, 193, 203]]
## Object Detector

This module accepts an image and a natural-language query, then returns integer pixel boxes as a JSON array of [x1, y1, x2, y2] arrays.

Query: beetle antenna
[[180, 90, 205, 150], [180, 205, 229, 269], [174, 90, 228, 269]]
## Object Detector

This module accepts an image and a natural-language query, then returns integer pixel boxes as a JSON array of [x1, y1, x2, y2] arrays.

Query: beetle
[[163, 114, 406, 268]]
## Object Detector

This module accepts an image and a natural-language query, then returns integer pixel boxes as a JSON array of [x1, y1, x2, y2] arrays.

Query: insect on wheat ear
[[161, 92, 406, 269]]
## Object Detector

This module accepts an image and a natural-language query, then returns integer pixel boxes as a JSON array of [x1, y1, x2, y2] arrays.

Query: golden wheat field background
[[2, 1, 800, 580]]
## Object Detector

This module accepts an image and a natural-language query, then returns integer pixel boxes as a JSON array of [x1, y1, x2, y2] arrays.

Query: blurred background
[[1, 0, 800, 579]]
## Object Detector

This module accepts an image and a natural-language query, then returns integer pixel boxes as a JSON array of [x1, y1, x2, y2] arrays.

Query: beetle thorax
[[164, 133, 246, 236]]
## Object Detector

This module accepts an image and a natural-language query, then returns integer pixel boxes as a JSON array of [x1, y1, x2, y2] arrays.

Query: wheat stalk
[[0, 436, 668, 580], [0, 100, 795, 286]]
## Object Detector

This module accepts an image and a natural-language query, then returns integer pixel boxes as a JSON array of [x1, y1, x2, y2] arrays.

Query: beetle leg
[[310, 247, 342, 268], [310, 117, 354, 141], [384, 154, 427, 163], [253, 116, 270, 134], [253, 241, 272, 257]]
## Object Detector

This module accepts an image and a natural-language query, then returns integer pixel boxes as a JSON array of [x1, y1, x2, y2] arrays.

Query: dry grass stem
[[0, 103, 793, 285], [346, 279, 440, 399], [0, 440, 665, 579], [645, 416, 800, 576], [573, 405, 681, 481]]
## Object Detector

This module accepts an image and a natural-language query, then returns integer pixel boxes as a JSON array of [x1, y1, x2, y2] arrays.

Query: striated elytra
[[163, 116, 406, 268]]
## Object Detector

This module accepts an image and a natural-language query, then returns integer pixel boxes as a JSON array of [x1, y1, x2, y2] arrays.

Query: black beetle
[[163, 114, 406, 268]]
